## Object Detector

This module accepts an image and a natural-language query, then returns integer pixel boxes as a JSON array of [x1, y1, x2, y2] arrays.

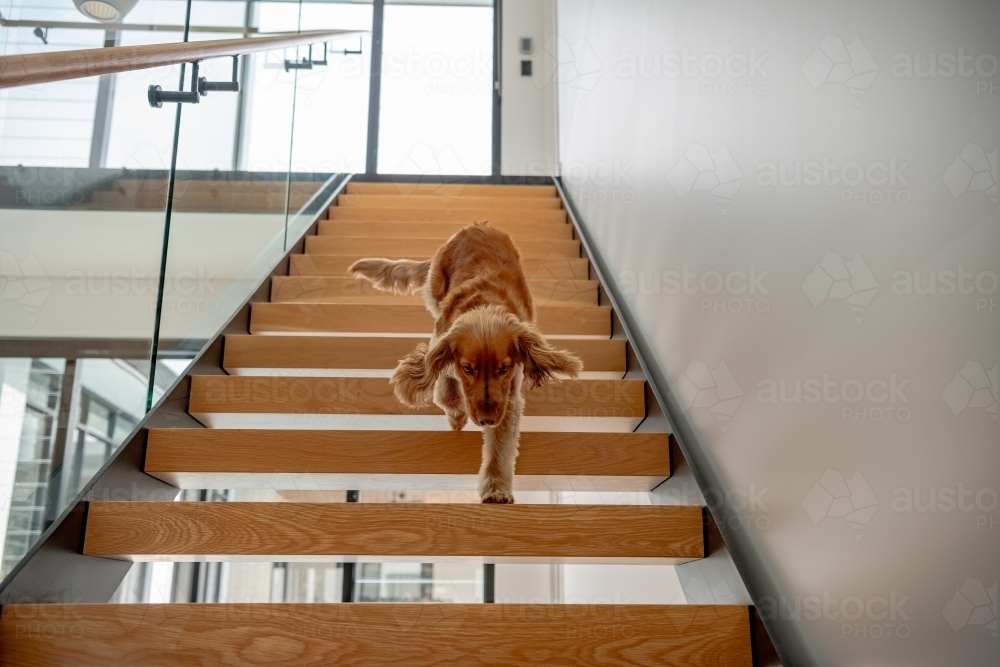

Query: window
[[0, 359, 62, 577], [377, 2, 494, 175]]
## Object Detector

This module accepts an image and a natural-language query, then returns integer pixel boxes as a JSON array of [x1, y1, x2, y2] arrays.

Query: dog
[[349, 222, 583, 503]]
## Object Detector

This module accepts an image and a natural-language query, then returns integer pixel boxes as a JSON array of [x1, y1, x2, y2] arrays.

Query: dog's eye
[[499, 365, 509, 374], [463, 365, 474, 375]]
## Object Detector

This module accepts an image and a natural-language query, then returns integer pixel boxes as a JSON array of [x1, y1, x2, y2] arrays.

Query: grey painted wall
[[555, 1, 998, 665]]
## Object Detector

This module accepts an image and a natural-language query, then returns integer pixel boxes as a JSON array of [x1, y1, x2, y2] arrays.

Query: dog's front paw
[[481, 490, 515, 504], [448, 413, 467, 431]]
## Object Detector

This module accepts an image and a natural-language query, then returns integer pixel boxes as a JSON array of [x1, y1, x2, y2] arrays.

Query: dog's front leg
[[478, 381, 524, 504], [434, 373, 468, 431]]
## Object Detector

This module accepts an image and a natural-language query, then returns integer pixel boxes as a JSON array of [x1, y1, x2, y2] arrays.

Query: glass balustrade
[[2, 0, 500, 608], [0, 0, 352, 580]]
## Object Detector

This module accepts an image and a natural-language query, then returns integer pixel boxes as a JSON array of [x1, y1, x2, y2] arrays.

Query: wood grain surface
[[327, 207, 567, 224], [304, 236, 580, 258], [223, 334, 624, 372], [83, 502, 703, 562], [346, 182, 557, 197], [144, 429, 668, 490], [188, 375, 645, 418], [316, 220, 574, 239], [289, 254, 591, 280], [269, 276, 598, 306], [0, 603, 752, 666], [249, 303, 610, 336], [338, 194, 563, 210]]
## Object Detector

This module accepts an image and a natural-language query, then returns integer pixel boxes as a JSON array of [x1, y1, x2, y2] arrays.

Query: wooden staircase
[[0, 181, 756, 666]]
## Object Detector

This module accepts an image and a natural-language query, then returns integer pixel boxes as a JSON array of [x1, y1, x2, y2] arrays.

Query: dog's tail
[[348, 258, 431, 295]]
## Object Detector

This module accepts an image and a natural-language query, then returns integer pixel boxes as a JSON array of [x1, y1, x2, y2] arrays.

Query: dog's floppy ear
[[389, 334, 455, 407], [515, 323, 584, 389]]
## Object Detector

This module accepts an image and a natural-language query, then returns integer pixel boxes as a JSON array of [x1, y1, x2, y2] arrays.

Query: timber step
[[317, 220, 575, 239], [328, 207, 567, 223], [346, 181, 558, 197], [270, 276, 599, 306], [187, 375, 645, 430], [0, 603, 753, 667], [305, 236, 580, 257], [83, 502, 703, 563], [223, 335, 625, 373], [290, 254, 592, 280], [338, 194, 564, 210], [144, 429, 666, 490], [250, 303, 611, 336]]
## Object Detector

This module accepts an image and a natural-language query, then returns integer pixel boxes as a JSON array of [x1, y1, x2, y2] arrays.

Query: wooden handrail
[[0, 29, 364, 88]]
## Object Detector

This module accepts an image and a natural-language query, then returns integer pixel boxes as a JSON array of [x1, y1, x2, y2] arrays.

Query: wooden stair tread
[[305, 236, 580, 257], [223, 334, 623, 373], [328, 207, 567, 223], [346, 181, 558, 197], [83, 502, 703, 562], [189, 375, 643, 416], [317, 220, 574, 239], [250, 303, 611, 336], [339, 194, 563, 210], [270, 276, 598, 306], [290, 254, 591, 280], [0, 603, 753, 667], [144, 429, 666, 490]]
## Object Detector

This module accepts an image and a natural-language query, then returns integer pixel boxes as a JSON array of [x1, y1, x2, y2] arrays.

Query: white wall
[[500, 0, 559, 176], [556, 1, 999, 665]]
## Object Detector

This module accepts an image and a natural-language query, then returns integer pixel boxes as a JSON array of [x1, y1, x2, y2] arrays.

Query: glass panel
[[287, 3, 373, 175], [377, 2, 494, 175]]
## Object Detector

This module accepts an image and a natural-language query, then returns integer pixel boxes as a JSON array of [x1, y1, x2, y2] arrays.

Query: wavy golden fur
[[350, 223, 582, 503]]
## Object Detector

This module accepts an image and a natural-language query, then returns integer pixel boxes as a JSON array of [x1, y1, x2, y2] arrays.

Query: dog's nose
[[479, 418, 495, 426]]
